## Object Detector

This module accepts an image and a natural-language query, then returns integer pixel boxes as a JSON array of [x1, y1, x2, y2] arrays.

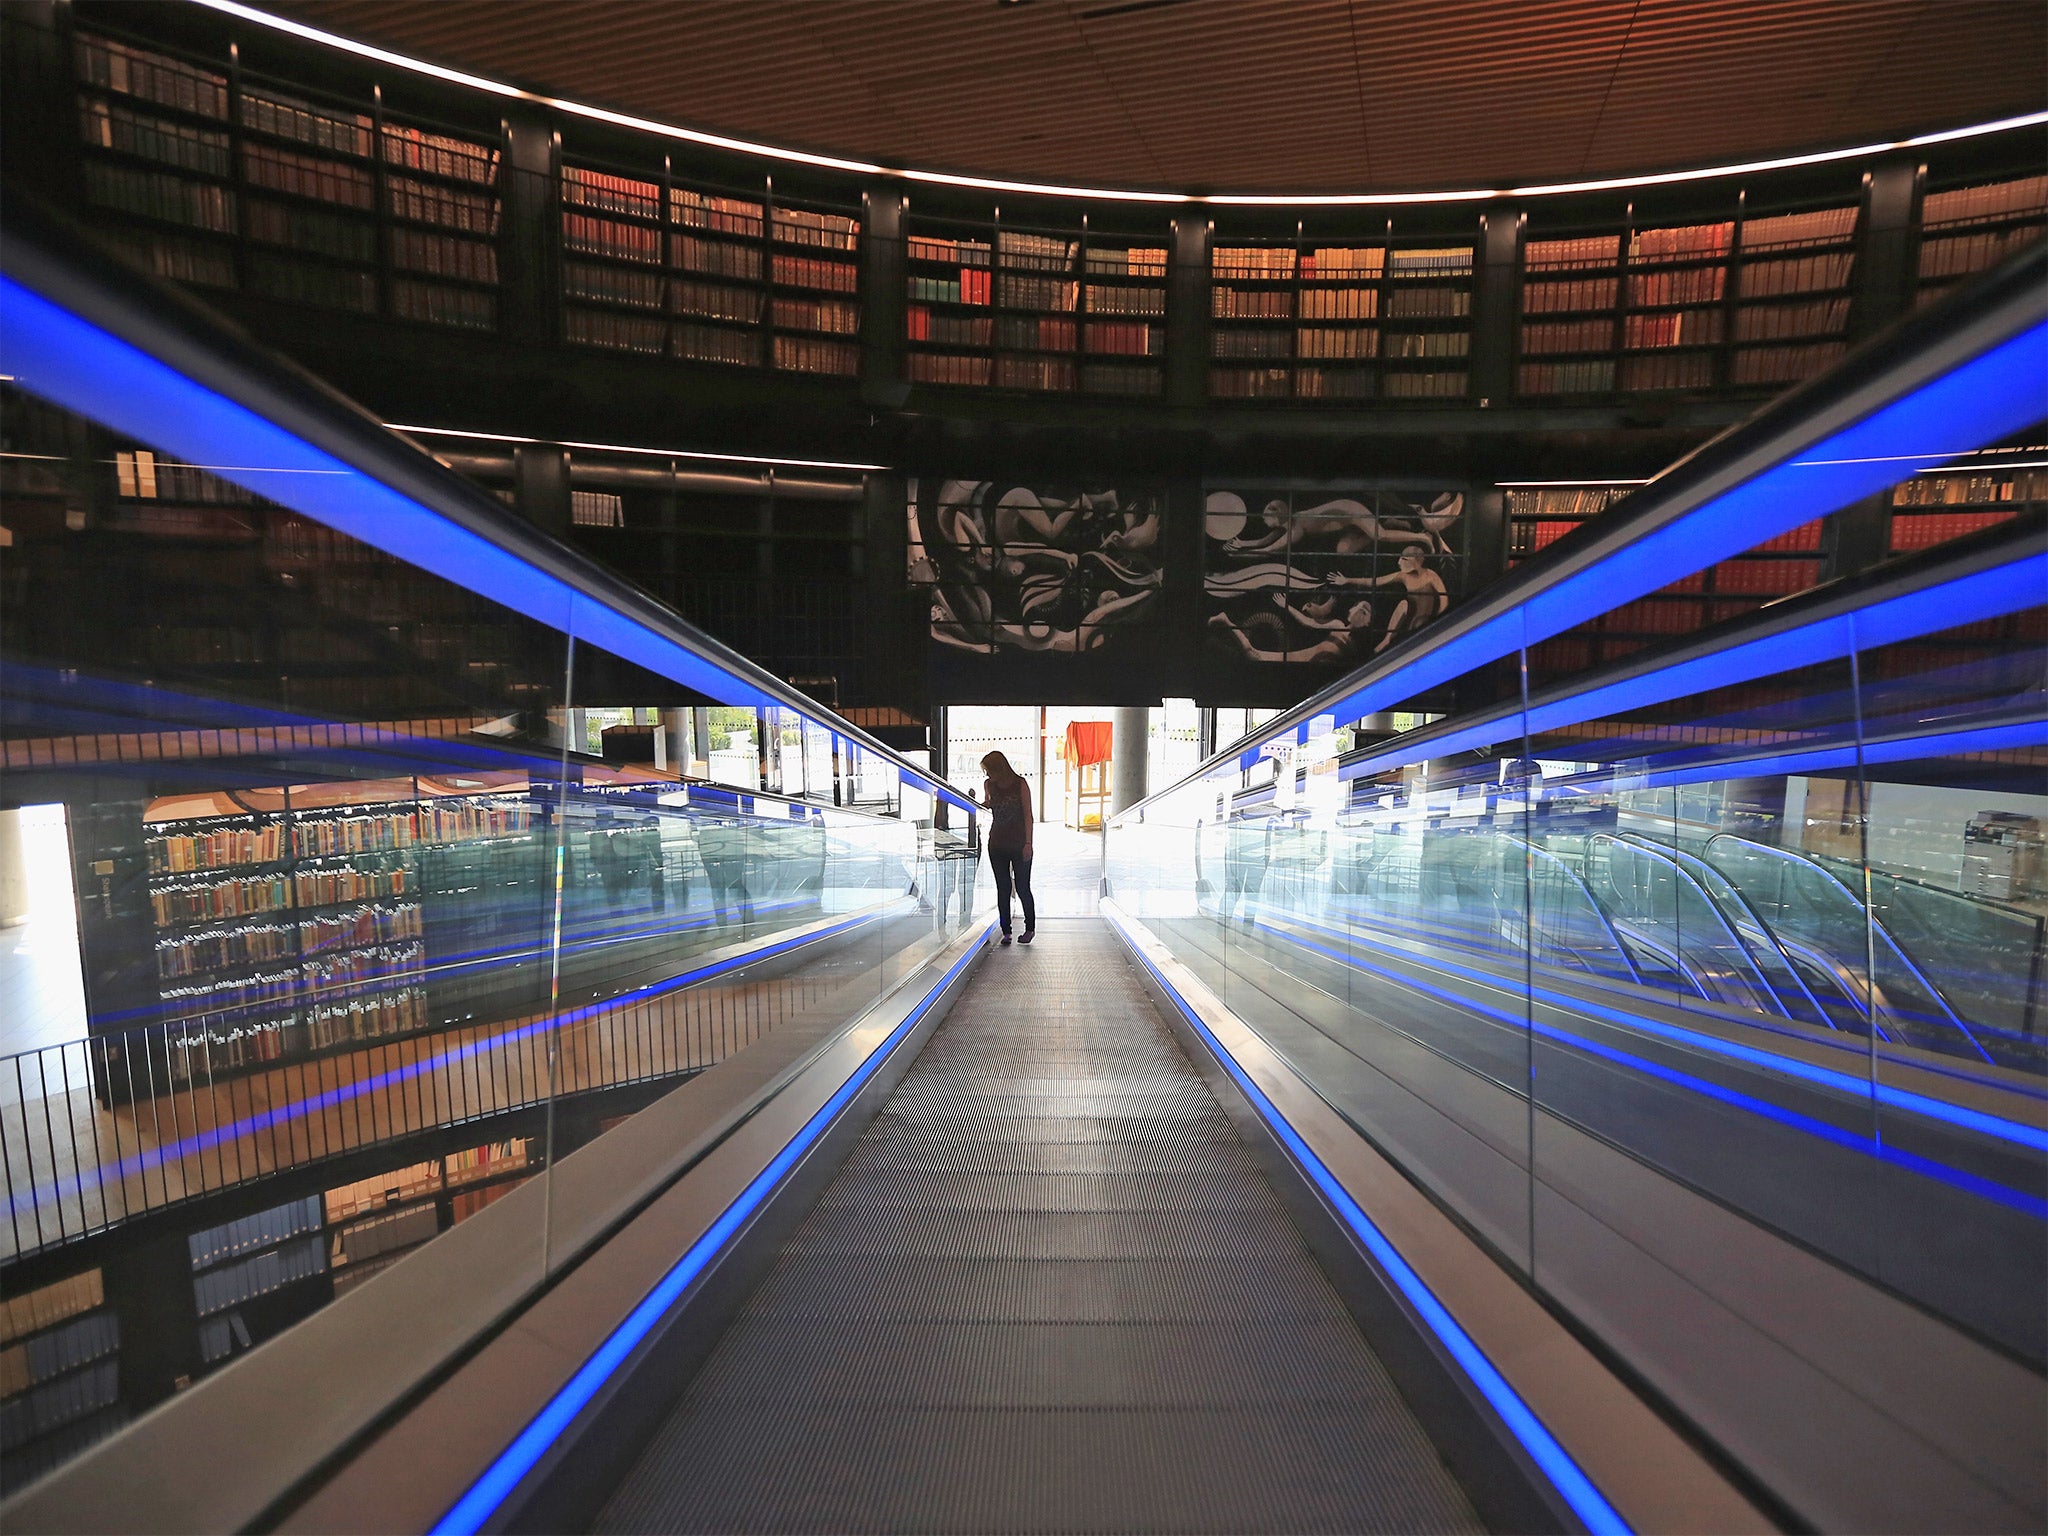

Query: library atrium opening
[[0, 3, 2042, 1532]]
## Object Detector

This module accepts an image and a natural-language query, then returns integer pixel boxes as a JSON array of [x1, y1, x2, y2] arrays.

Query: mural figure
[[911, 480, 1164, 654], [1205, 486, 1462, 663]]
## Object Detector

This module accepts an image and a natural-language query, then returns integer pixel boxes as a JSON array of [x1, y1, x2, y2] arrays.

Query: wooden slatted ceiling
[[270, 0, 2045, 194]]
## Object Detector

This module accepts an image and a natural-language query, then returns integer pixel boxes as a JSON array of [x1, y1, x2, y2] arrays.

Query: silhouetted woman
[[979, 750, 1036, 945]]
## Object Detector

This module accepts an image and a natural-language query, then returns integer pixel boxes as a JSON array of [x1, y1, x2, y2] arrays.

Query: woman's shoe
[[1000, 933, 1013, 946], [1018, 929, 1035, 945]]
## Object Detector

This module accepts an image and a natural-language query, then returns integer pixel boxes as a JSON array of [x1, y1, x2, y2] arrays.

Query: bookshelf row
[[560, 163, 861, 377], [0, 1270, 120, 1480], [75, 31, 503, 334], [55, 30, 2048, 402]]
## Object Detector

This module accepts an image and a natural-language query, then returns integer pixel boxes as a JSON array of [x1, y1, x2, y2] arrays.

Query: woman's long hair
[[980, 750, 1021, 788]]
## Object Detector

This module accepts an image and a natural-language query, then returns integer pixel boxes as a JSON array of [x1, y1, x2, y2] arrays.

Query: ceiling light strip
[[190, 0, 2048, 208], [384, 424, 886, 473]]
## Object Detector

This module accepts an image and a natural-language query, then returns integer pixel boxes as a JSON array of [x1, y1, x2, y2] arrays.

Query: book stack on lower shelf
[[323, 1137, 534, 1297], [189, 1195, 328, 1361], [1518, 234, 1622, 395], [769, 201, 861, 376], [1729, 204, 1856, 386], [0, 1269, 124, 1487], [1888, 461, 2047, 553], [1619, 220, 1731, 393], [1380, 244, 1472, 399], [1916, 175, 2048, 307], [1079, 242, 1167, 395]]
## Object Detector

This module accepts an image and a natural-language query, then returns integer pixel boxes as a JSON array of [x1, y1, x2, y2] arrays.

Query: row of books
[[1712, 557, 1822, 594], [76, 34, 228, 120], [772, 253, 857, 293], [0, 1360, 119, 1453], [563, 165, 658, 219], [1743, 206, 1857, 251], [998, 231, 1077, 271], [1627, 267, 1727, 307], [772, 296, 859, 335], [243, 142, 375, 210], [1893, 469, 2047, 505], [1388, 287, 1470, 318], [159, 966, 299, 1026], [1084, 321, 1160, 356], [565, 259, 662, 310], [1084, 363, 1163, 396], [86, 161, 235, 233], [1631, 222, 1733, 262], [1506, 487, 1629, 519], [996, 316, 1077, 351], [305, 985, 429, 1050], [1525, 235, 1620, 270], [908, 352, 994, 386], [78, 97, 230, 178], [388, 176, 499, 236], [1293, 367, 1375, 399], [676, 277, 761, 322], [1728, 341, 1844, 385], [566, 308, 666, 354], [908, 234, 991, 267], [1619, 352, 1715, 391], [1386, 330, 1469, 359], [392, 228, 496, 284], [446, 1137, 532, 1185], [1523, 276, 1617, 314], [994, 356, 1077, 391], [1598, 597, 1716, 635], [571, 490, 625, 528], [996, 276, 1079, 311], [1752, 520, 1825, 553], [115, 451, 249, 504], [1889, 510, 2018, 550], [192, 1235, 325, 1317], [1213, 329, 1291, 359], [296, 858, 411, 907], [325, 1159, 440, 1224], [156, 922, 297, 978], [302, 939, 427, 996], [774, 206, 859, 251], [1087, 247, 1168, 277], [294, 811, 418, 857], [189, 1194, 322, 1269], [677, 321, 761, 366], [333, 1201, 439, 1267], [772, 336, 859, 374], [567, 212, 660, 263], [1298, 326, 1379, 359], [393, 277, 495, 329], [151, 872, 292, 927], [249, 253, 376, 312], [1523, 317, 1614, 354], [452, 1178, 528, 1222], [1212, 288, 1295, 319], [0, 1313, 117, 1399], [380, 124, 498, 186], [1213, 246, 1296, 278], [1390, 247, 1473, 275], [674, 187, 764, 236], [247, 199, 377, 263], [1210, 366, 1294, 398], [1740, 251, 1854, 297], [906, 308, 989, 346], [243, 88, 372, 159], [148, 821, 286, 874], [1734, 295, 1849, 341], [908, 270, 992, 305], [1923, 176, 2048, 229], [109, 229, 236, 288], [1625, 309, 1724, 349], [1085, 284, 1165, 316], [1918, 226, 2043, 280], [1384, 370, 1470, 398], [299, 901, 423, 956]]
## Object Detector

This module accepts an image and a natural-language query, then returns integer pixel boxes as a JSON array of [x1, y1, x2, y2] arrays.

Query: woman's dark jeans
[[988, 847, 1036, 934]]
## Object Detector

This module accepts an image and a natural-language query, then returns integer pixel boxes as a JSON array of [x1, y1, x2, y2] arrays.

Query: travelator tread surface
[[593, 919, 1483, 1534]]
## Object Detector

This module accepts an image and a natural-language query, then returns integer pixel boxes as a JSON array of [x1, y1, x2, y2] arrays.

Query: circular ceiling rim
[[202, 0, 2047, 207]]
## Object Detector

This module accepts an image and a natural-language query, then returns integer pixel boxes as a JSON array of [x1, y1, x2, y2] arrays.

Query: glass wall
[[0, 371, 980, 1488], [1105, 461, 2048, 1453]]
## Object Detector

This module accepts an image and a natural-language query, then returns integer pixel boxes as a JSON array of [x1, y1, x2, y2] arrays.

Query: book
[[1918, 226, 2044, 280], [104, 230, 236, 288], [565, 260, 664, 309], [1388, 246, 1472, 275], [770, 253, 857, 293], [1084, 284, 1164, 316], [1521, 276, 1617, 314], [1741, 206, 1856, 250], [1618, 351, 1714, 391], [246, 199, 377, 262], [997, 231, 1077, 271], [1626, 267, 1726, 306], [85, 162, 235, 233], [1300, 286, 1378, 319], [561, 165, 661, 220], [772, 206, 859, 251], [1521, 317, 1612, 354], [388, 176, 499, 236], [1730, 342, 1843, 385], [380, 124, 498, 185], [1303, 245, 1386, 277], [391, 230, 496, 284], [1524, 235, 1619, 269], [566, 307, 667, 354], [675, 321, 761, 366], [1295, 326, 1377, 359], [772, 297, 859, 334], [1209, 366, 1292, 398], [1212, 287, 1293, 319], [1386, 287, 1469, 318], [673, 234, 761, 279], [1629, 222, 1733, 262], [673, 278, 762, 323], [75, 34, 228, 119], [995, 315, 1076, 351], [1922, 175, 2048, 228], [1382, 369, 1468, 398], [1084, 246, 1167, 277], [906, 309, 991, 346], [1083, 321, 1159, 356], [571, 490, 624, 527], [1733, 296, 1849, 341], [1892, 468, 2047, 505], [907, 235, 991, 266], [772, 335, 859, 374], [1213, 328, 1290, 360], [993, 355, 1076, 391], [994, 275, 1077, 311], [79, 99, 231, 177], [672, 188, 763, 237], [1294, 366, 1374, 399], [907, 353, 993, 386], [242, 142, 374, 209], [1889, 510, 2017, 550], [1739, 251, 1854, 297], [241, 88, 373, 158], [1081, 363, 1161, 395], [1383, 329, 1468, 359], [1212, 246, 1296, 279], [1623, 309, 1722, 348]]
